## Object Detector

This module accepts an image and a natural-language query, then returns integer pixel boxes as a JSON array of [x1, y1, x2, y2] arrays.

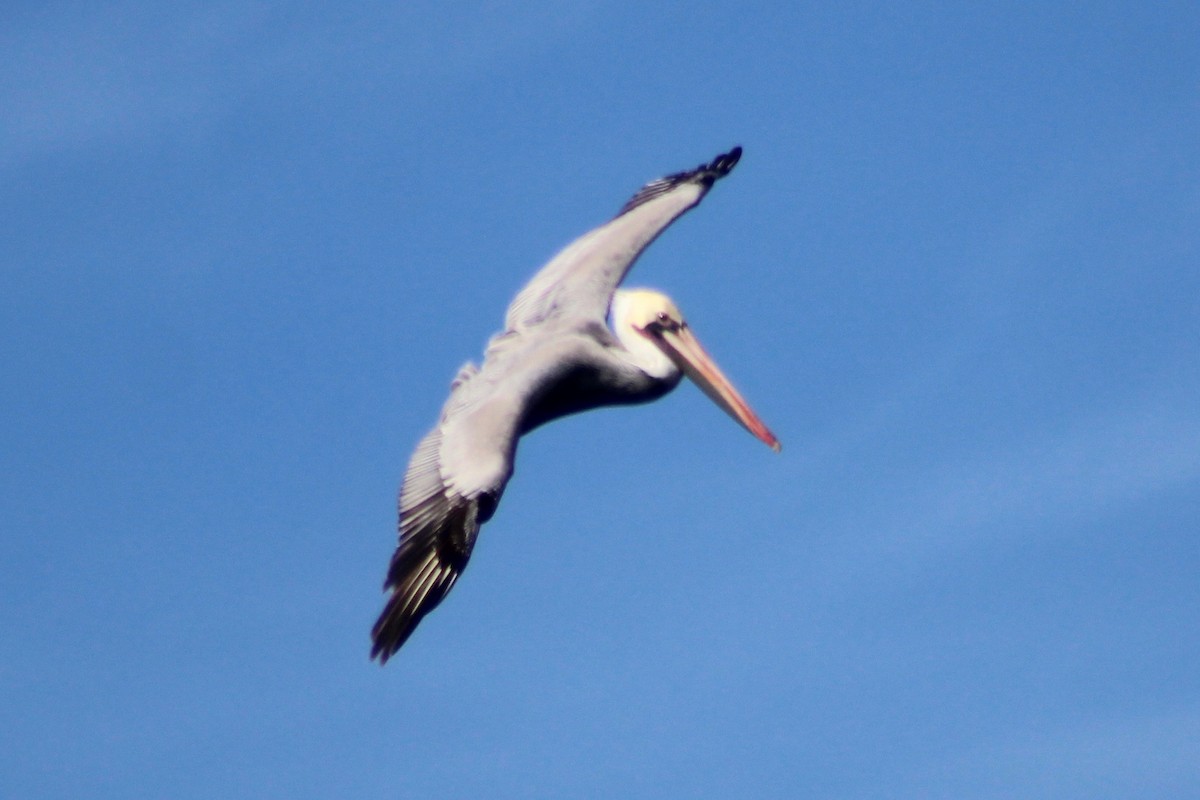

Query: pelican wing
[[370, 428, 476, 661], [503, 147, 742, 331], [371, 364, 520, 662]]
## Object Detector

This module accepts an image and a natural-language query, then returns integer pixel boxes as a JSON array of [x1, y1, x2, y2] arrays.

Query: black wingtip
[[710, 145, 742, 177], [614, 145, 745, 218], [689, 146, 742, 182], [370, 598, 417, 665]]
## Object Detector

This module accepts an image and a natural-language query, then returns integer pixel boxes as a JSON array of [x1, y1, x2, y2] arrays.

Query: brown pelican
[[371, 146, 779, 662]]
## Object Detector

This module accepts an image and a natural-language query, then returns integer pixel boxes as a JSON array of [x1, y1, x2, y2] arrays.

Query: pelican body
[[371, 147, 778, 662]]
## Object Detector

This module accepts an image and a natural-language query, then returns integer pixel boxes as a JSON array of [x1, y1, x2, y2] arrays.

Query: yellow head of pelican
[[611, 288, 781, 452]]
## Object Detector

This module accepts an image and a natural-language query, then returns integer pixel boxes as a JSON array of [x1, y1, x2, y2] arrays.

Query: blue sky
[[2, 3, 1198, 798]]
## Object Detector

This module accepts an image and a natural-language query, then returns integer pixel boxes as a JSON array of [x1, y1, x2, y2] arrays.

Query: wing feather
[[370, 476, 480, 662], [371, 365, 519, 663], [503, 146, 742, 331]]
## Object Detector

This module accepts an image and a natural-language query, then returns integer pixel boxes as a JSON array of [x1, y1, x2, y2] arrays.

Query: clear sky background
[[2, 3, 1198, 798]]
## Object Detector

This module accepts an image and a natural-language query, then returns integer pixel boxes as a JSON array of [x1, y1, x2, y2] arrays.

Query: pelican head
[[611, 288, 781, 451]]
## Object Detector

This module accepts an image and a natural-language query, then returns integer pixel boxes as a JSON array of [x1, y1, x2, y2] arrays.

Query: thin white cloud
[[802, 382, 1200, 597], [920, 390, 1197, 532], [0, 2, 604, 172], [786, 101, 1200, 597], [903, 704, 1200, 799], [0, 4, 271, 166]]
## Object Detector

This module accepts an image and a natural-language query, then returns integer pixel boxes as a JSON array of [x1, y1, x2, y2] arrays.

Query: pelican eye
[[652, 311, 681, 332]]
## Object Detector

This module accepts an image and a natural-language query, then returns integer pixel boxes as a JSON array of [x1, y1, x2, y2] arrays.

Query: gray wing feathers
[[370, 425, 476, 662], [503, 146, 742, 331], [615, 146, 742, 216], [371, 367, 517, 662]]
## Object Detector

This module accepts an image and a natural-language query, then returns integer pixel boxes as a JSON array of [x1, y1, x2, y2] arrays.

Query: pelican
[[371, 146, 779, 662]]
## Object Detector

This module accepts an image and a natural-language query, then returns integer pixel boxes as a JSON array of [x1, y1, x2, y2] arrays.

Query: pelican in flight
[[371, 146, 779, 662]]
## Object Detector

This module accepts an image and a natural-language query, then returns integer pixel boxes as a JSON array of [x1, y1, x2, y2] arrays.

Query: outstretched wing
[[370, 431, 479, 662], [371, 367, 519, 663], [503, 146, 742, 331]]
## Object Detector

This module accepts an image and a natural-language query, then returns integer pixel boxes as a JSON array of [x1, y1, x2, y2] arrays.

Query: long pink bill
[[659, 325, 781, 452]]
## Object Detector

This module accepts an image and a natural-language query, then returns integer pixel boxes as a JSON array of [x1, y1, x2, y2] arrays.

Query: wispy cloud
[[802, 381, 1200, 597], [0, 2, 603, 172], [787, 100, 1200, 597], [0, 5, 272, 166], [901, 703, 1200, 799]]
